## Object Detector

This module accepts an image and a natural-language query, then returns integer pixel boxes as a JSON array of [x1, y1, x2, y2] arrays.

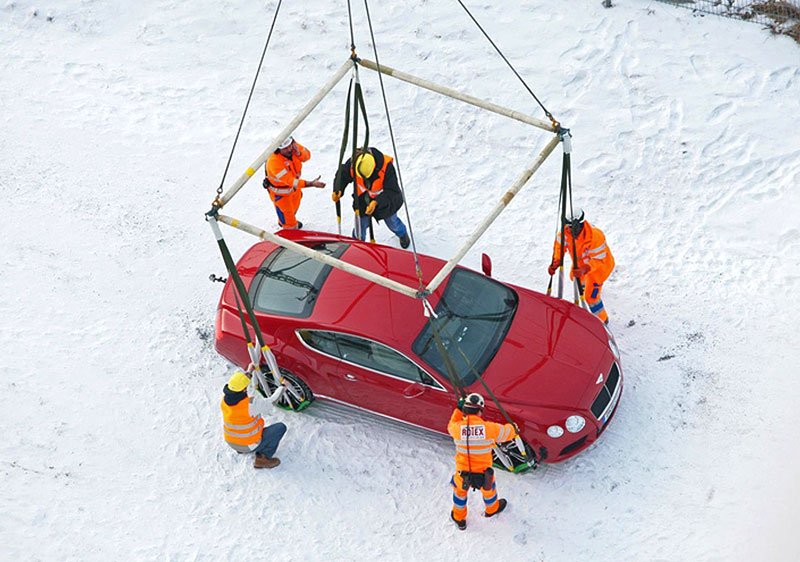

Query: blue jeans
[[254, 422, 287, 458], [355, 212, 407, 240]]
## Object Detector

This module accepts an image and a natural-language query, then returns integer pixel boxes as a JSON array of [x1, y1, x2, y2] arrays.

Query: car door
[[332, 332, 452, 432]]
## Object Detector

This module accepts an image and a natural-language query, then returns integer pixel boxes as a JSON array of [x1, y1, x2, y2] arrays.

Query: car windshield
[[412, 268, 517, 387], [250, 242, 349, 318]]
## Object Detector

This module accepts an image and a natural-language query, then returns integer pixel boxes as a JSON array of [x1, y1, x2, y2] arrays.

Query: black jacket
[[333, 148, 405, 221]]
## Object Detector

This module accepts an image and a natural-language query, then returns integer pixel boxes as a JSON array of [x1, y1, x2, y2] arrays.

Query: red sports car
[[214, 230, 622, 468]]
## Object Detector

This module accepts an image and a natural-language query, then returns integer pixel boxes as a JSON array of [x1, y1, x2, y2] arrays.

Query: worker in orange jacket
[[447, 393, 515, 530], [548, 208, 615, 324], [263, 136, 326, 229], [221, 369, 286, 469]]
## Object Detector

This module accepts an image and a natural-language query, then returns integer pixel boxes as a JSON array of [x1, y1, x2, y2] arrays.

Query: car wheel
[[493, 439, 537, 473], [261, 368, 314, 412]]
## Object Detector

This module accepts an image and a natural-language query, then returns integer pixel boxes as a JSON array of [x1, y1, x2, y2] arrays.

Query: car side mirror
[[481, 253, 492, 277]]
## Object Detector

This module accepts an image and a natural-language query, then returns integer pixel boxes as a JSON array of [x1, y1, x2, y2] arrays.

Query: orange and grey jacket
[[264, 142, 311, 198], [333, 147, 404, 221], [221, 385, 264, 453], [553, 220, 615, 283], [447, 408, 515, 472]]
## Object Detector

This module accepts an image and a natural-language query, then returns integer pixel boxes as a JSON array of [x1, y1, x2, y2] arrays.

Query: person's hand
[[575, 264, 590, 278], [365, 200, 377, 215], [547, 259, 562, 276], [308, 175, 326, 188], [332, 190, 342, 203]]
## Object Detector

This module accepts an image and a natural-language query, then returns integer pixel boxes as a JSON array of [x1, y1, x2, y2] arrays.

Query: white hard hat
[[464, 393, 485, 411], [277, 136, 294, 150], [566, 207, 585, 224]]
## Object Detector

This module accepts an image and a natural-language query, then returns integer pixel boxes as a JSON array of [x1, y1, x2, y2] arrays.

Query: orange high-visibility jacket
[[553, 220, 615, 283], [221, 394, 264, 453], [353, 153, 393, 199], [447, 408, 515, 472], [264, 142, 311, 199]]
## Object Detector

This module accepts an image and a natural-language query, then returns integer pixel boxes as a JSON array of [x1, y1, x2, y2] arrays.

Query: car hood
[[481, 290, 611, 411]]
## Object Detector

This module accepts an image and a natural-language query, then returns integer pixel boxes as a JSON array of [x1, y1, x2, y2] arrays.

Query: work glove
[[262, 178, 270, 190], [365, 200, 377, 216], [547, 259, 562, 276], [575, 264, 591, 279], [332, 190, 342, 203]]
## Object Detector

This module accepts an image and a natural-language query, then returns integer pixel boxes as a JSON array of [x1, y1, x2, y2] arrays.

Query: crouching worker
[[447, 393, 516, 530], [221, 369, 287, 469]]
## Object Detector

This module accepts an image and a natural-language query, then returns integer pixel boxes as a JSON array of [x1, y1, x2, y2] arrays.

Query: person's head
[[565, 207, 585, 236], [226, 370, 251, 393], [277, 136, 295, 157], [462, 392, 485, 415], [355, 151, 376, 179]]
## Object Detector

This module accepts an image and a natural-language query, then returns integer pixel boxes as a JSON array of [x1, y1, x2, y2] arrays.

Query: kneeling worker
[[221, 369, 287, 469], [447, 393, 516, 530]]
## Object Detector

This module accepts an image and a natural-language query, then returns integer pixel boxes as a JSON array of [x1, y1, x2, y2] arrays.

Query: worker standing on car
[[332, 147, 411, 249], [447, 393, 515, 530], [221, 368, 287, 469], [548, 208, 615, 324], [264, 136, 326, 230]]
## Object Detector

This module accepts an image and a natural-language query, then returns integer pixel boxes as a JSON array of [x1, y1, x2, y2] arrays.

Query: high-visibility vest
[[264, 143, 311, 197], [447, 409, 515, 472], [553, 221, 615, 283], [221, 396, 264, 453], [353, 154, 393, 199]]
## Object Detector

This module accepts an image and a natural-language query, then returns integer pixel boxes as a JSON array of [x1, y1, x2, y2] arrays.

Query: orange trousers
[[270, 189, 303, 229], [450, 470, 500, 522], [582, 275, 609, 323]]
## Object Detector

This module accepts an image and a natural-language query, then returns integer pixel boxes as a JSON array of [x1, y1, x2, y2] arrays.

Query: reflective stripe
[[225, 419, 262, 431], [497, 426, 513, 441], [456, 447, 492, 455], [588, 243, 606, 254], [274, 169, 288, 179], [483, 493, 498, 505], [224, 426, 262, 439], [452, 494, 468, 507], [268, 185, 295, 195], [590, 300, 605, 313], [292, 178, 300, 189], [593, 252, 607, 259], [368, 189, 383, 198], [454, 439, 492, 447]]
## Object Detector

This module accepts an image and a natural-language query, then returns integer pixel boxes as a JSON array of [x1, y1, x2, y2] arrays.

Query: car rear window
[[412, 268, 517, 387], [250, 242, 349, 318]]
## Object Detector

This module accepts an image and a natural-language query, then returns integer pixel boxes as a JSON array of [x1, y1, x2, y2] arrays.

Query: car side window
[[297, 330, 340, 357], [335, 333, 429, 384]]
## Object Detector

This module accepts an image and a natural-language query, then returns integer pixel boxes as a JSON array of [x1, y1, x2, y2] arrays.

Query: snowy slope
[[1, 1, 799, 560]]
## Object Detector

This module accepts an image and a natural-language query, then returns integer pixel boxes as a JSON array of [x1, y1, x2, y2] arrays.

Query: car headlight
[[565, 415, 585, 433], [547, 425, 564, 438], [603, 323, 620, 360]]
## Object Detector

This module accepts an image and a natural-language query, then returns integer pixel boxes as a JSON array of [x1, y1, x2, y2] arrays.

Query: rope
[[362, 0, 426, 292], [454, 0, 557, 128], [215, 0, 283, 199], [346, 0, 356, 55]]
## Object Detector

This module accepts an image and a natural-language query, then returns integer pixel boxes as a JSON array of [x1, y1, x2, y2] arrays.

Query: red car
[[214, 230, 622, 468]]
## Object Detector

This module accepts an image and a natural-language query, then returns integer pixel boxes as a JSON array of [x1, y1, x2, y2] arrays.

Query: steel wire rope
[[454, 0, 557, 126], [362, 0, 426, 291], [214, 0, 283, 198]]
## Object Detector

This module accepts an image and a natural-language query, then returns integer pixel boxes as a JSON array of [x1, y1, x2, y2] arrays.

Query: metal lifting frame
[[212, 55, 563, 299]]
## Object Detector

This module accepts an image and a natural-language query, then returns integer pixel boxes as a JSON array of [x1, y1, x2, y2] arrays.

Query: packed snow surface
[[2, 1, 799, 560]]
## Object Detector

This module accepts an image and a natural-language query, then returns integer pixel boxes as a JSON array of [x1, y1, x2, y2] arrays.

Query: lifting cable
[[362, 0, 426, 293], [454, 0, 558, 129], [213, 0, 283, 206]]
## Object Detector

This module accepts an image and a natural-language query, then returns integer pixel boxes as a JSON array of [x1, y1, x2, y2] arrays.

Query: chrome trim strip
[[596, 362, 622, 422], [313, 394, 449, 436], [293, 329, 448, 392]]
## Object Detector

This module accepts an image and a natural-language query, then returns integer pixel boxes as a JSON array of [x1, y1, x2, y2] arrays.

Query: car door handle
[[403, 384, 425, 399], [344, 373, 358, 381]]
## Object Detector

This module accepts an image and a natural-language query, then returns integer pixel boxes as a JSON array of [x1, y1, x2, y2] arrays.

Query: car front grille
[[590, 362, 621, 420], [559, 435, 588, 457]]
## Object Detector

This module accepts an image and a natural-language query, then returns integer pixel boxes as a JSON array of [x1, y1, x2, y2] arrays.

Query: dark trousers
[[253, 422, 287, 458]]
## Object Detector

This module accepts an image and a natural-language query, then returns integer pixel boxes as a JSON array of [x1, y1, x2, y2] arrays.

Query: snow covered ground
[[2, 1, 799, 560]]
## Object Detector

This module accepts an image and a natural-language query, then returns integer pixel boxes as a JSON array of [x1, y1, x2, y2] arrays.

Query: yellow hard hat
[[355, 152, 376, 179], [227, 370, 250, 392]]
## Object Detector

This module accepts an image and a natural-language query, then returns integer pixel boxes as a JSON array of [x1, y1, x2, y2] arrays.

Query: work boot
[[296, 221, 303, 229], [399, 234, 410, 249], [254, 454, 280, 469], [483, 498, 507, 518], [450, 510, 467, 531]]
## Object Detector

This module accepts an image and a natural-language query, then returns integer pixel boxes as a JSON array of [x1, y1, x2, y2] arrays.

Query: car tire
[[262, 368, 315, 412]]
